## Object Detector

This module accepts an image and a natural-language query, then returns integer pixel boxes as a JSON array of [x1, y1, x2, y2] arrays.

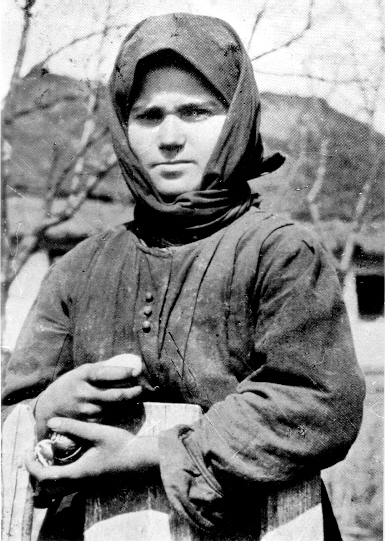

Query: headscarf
[[109, 13, 284, 245]]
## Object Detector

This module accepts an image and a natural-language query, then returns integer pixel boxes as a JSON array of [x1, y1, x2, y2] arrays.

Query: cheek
[[127, 124, 153, 162], [192, 116, 226, 160]]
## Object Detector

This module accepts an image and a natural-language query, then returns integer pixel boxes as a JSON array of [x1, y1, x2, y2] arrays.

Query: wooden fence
[[3, 403, 323, 541]]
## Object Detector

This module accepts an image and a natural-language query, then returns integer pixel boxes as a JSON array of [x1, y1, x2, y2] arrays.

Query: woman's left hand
[[26, 417, 159, 499]]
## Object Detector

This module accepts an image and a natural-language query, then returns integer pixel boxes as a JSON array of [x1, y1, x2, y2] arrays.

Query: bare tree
[[1, 0, 123, 343], [2, 0, 38, 336], [307, 0, 385, 279], [249, 0, 384, 281], [337, 0, 385, 275]]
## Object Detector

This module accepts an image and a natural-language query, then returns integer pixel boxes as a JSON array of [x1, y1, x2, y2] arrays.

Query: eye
[[178, 105, 212, 122], [132, 108, 164, 126]]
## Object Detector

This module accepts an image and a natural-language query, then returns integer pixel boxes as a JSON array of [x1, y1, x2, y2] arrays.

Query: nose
[[158, 114, 185, 159]]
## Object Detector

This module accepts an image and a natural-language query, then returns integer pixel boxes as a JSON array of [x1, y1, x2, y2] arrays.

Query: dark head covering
[[109, 13, 284, 245]]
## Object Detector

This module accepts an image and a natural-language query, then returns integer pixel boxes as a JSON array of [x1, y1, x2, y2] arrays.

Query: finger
[[26, 449, 68, 481], [26, 448, 44, 476], [77, 401, 103, 420], [103, 354, 142, 376], [47, 416, 113, 443], [92, 385, 143, 404], [87, 365, 138, 386]]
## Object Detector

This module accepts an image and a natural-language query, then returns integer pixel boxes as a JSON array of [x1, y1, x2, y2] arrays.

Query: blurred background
[[1, 1, 383, 539]]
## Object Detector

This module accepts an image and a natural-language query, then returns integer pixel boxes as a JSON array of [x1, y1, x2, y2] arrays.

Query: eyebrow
[[130, 99, 223, 113]]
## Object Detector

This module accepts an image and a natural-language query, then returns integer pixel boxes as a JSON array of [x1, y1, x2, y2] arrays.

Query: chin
[[159, 190, 186, 202], [154, 178, 203, 199]]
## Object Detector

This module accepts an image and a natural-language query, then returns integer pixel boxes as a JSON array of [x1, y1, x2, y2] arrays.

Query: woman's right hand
[[34, 356, 143, 439]]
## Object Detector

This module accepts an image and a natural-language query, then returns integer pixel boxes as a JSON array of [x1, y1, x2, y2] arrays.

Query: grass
[[323, 368, 383, 541]]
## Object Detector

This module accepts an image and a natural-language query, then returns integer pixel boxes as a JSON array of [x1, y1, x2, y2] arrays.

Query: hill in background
[[256, 92, 384, 222], [3, 65, 384, 228]]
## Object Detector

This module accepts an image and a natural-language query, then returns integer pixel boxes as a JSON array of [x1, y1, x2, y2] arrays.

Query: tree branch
[[251, 0, 315, 61], [340, 144, 383, 273], [2, 5, 119, 304], [50, 2, 114, 202], [41, 22, 130, 65], [5, 94, 80, 120], [247, 1, 268, 52], [36, 158, 117, 234], [305, 138, 340, 266], [253, 68, 368, 86], [2, 157, 118, 284], [2, 0, 37, 337], [10, 0, 37, 86], [47, 127, 110, 201]]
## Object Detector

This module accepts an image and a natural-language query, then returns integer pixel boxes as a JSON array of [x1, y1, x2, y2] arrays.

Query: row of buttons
[[142, 291, 160, 392], [142, 292, 153, 332]]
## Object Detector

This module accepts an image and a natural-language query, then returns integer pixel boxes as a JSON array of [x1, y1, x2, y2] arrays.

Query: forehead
[[133, 66, 223, 104]]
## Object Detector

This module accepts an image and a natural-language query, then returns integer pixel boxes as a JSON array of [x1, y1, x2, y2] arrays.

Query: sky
[[2, 0, 385, 133]]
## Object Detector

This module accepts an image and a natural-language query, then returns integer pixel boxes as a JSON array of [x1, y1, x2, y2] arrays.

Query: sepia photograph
[[1, 1, 383, 540]]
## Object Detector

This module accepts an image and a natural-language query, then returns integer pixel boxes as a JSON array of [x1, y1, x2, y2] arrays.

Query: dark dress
[[3, 208, 365, 537]]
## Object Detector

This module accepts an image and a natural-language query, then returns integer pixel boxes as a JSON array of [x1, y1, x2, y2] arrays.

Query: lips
[[152, 160, 193, 167]]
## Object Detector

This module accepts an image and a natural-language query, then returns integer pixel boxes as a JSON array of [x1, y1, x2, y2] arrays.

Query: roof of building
[[7, 196, 384, 258]]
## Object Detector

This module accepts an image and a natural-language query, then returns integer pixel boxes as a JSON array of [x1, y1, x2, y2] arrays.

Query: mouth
[[152, 160, 193, 167]]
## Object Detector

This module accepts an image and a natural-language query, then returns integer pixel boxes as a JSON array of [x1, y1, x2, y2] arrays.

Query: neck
[[133, 187, 255, 247]]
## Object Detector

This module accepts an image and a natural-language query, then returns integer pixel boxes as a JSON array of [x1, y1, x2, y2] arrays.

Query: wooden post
[[2, 404, 36, 541], [2, 403, 323, 541], [259, 475, 322, 541], [83, 402, 202, 541]]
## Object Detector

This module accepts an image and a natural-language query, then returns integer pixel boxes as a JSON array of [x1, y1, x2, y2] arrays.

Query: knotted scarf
[[109, 13, 284, 245]]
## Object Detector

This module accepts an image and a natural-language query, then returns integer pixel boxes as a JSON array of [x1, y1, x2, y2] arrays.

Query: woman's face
[[128, 65, 227, 200]]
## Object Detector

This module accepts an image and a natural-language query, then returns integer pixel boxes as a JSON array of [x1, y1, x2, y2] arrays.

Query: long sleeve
[[2, 267, 73, 415], [1, 233, 103, 416], [2, 226, 128, 416], [158, 224, 366, 529]]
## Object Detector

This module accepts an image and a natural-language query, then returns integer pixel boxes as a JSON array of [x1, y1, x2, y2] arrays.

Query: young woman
[[3, 12, 365, 539]]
